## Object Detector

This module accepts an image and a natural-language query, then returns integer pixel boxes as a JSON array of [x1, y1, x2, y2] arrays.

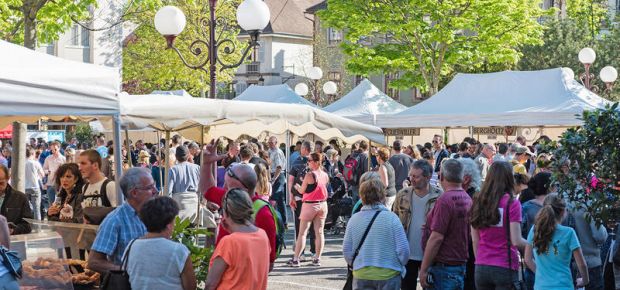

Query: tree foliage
[[566, 0, 608, 34], [553, 103, 620, 226], [519, 20, 620, 101], [122, 0, 243, 97], [1, 0, 96, 48], [319, 0, 548, 95]]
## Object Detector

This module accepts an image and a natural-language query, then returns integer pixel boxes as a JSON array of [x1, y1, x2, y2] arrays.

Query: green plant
[[553, 103, 620, 226], [172, 217, 214, 288]]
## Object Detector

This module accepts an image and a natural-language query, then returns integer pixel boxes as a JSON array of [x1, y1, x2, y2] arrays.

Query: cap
[[515, 145, 535, 156]]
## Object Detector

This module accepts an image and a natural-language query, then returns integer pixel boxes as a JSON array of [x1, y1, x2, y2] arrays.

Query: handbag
[[100, 239, 137, 290], [0, 246, 22, 279], [343, 210, 382, 290], [504, 198, 525, 290]]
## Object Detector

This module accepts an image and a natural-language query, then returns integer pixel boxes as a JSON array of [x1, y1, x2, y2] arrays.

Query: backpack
[[343, 154, 361, 185], [252, 199, 286, 258], [82, 178, 112, 207]]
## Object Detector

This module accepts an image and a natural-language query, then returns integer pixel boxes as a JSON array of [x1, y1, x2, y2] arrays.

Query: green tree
[[122, 0, 243, 97], [319, 0, 548, 96], [566, 0, 608, 36], [519, 20, 620, 101], [0, 0, 160, 49]]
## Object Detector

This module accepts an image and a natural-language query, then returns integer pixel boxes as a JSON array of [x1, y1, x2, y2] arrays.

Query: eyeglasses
[[432, 140, 439, 144], [135, 183, 156, 192], [226, 164, 252, 191]]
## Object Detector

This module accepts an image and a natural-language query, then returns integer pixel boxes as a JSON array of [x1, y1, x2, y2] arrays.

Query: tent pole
[[285, 130, 294, 243], [157, 130, 163, 195], [164, 130, 171, 196], [10, 122, 26, 193], [125, 128, 132, 168], [113, 115, 124, 204], [197, 125, 206, 227]]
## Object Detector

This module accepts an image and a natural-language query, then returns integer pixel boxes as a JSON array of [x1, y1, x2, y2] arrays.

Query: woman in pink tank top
[[287, 152, 329, 267]]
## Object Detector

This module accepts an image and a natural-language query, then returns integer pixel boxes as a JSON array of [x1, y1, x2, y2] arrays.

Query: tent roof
[[377, 68, 612, 128], [120, 94, 384, 144], [234, 84, 318, 107], [323, 78, 407, 123], [0, 41, 120, 125]]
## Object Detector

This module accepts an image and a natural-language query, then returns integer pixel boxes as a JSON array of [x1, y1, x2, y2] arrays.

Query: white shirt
[[81, 178, 118, 208], [268, 148, 286, 174], [43, 154, 66, 186], [25, 159, 44, 189]]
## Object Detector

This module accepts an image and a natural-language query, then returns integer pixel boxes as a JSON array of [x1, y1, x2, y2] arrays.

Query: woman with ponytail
[[524, 194, 589, 290]]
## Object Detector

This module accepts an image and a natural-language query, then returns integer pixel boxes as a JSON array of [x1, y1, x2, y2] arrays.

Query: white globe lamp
[[237, 0, 271, 32], [154, 6, 187, 36], [578, 47, 596, 65], [561, 67, 575, 81], [600, 66, 618, 83], [307, 67, 323, 80], [323, 81, 338, 95], [295, 83, 309, 96]]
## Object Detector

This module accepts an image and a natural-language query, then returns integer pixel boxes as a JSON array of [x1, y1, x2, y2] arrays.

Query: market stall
[[376, 68, 612, 144], [0, 40, 122, 289], [234, 84, 319, 107], [323, 78, 408, 125]]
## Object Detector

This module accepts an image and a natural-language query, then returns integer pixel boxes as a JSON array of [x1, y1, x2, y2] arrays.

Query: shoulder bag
[[0, 246, 22, 279], [343, 210, 381, 290], [505, 198, 525, 290], [101, 239, 137, 290]]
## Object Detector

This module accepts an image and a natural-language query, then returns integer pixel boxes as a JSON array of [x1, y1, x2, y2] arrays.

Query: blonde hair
[[254, 163, 270, 197]]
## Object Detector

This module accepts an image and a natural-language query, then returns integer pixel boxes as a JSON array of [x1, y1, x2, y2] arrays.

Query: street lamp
[[154, 0, 271, 98], [294, 67, 338, 105], [577, 47, 618, 95]]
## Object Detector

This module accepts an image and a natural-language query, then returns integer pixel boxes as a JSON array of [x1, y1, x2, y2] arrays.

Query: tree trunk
[[22, 0, 39, 50]]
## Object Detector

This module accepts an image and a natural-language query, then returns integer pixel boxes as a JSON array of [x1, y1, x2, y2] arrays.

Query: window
[[235, 83, 248, 94], [68, 24, 90, 47], [327, 28, 343, 45], [328, 71, 342, 82], [384, 73, 400, 101]]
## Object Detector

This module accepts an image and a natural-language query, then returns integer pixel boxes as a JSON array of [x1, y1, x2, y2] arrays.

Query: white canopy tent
[[120, 94, 384, 144], [0, 40, 123, 201], [377, 68, 612, 128], [323, 78, 407, 124], [233, 84, 318, 107]]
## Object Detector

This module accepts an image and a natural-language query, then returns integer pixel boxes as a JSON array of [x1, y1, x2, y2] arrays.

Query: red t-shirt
[[204, 186, 277, 263], [422, 189, 472, 264]]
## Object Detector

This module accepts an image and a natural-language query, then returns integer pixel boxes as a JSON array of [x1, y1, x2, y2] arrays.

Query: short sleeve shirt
[[475, 194, 522, 270], [422, 189, 472, 264], [527, 225, 580, 290], [91, 203, 146, 265], [289, 156, 309, 198], [125, 238, 189, 290], [210, 230, 270, 290]]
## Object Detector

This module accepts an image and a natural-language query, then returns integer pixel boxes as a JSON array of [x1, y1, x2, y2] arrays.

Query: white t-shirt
[[408, 192, 433, 261], [25, 159, 44, 189], [81, 178, 117, 208], [124, 238, 190, 290]]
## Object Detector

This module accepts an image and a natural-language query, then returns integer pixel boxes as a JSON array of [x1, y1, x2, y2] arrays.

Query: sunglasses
[[226, 164, 252, 191]]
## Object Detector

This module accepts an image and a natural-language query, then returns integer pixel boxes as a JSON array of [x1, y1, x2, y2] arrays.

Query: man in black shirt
[[288, 141, 315, 256]]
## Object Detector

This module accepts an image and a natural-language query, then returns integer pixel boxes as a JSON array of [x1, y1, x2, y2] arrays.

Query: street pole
[[10, 122, 26, 192], [209, 0, 217, 99]]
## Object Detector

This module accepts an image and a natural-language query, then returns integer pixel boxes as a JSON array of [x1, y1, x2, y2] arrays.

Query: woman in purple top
[[470, 161, 529, 290]]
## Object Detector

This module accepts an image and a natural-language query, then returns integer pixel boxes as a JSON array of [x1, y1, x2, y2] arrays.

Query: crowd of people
[[0, 132, 618, 290]]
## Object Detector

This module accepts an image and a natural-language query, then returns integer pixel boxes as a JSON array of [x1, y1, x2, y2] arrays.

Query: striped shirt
[[343, 204, 409, 277], [91, 203, 146, 265]]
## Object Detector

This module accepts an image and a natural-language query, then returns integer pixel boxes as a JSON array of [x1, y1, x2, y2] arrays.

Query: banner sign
[[472, 126, 517, 136], [383, 128, 421, 136]]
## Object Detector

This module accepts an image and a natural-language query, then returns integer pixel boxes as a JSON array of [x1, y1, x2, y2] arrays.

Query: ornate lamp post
[[154, 0, 271, 98], [576, 47, 618, 95], [294, 67, 338, 105]]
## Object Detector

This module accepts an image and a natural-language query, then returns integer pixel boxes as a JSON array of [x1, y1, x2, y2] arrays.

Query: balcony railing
[[246, 62, 260, 74]]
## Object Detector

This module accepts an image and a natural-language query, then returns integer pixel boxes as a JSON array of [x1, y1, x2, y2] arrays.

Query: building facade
[[232, 0, 322, 98]]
